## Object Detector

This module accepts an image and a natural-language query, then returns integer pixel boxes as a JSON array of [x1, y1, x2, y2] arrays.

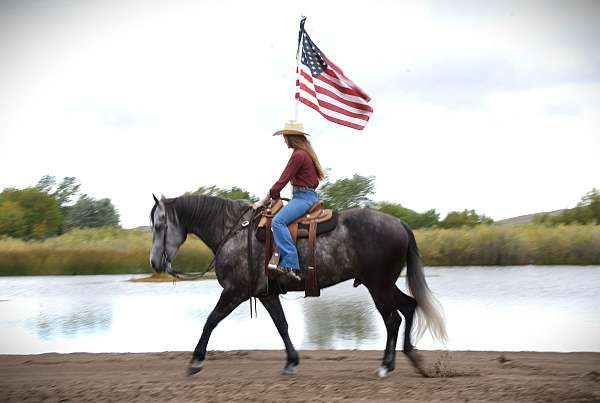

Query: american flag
[[295, 21, 373, 130]]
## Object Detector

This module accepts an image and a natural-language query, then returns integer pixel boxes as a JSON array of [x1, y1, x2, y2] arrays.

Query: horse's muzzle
[[150, 256, 167, 273]]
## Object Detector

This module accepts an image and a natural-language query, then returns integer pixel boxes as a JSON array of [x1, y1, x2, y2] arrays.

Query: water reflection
[[0, 267, 599, 354], [27, 301, 112, 340], [301, 287, 379, 349]]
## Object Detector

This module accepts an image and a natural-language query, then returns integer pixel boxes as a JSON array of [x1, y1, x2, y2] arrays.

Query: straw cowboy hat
[[273, 120, 310, 136]]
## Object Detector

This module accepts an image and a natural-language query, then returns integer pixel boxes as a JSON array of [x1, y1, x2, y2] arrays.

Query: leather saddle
[[255, 200, 338, 242], [256, 199, 337, 297]]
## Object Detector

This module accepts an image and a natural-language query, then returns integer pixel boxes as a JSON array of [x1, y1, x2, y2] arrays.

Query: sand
[[1, 350, 599, 402]]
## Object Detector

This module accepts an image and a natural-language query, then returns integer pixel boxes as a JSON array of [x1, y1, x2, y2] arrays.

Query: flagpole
[[294, 16, 306, 122]]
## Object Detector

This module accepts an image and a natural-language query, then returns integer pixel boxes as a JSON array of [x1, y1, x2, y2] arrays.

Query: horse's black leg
[[260, 294, 299, 375], [393, 286, 417, 352], [188, 289, 248, 375], [368, 285, 401, 378], [393, 286, 428, 377]]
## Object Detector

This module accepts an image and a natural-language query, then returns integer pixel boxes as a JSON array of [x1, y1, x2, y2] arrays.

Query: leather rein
[[161, 204, 259, 281]]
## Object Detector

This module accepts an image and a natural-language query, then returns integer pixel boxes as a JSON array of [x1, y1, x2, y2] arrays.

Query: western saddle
[[258, 199, 334, 297]]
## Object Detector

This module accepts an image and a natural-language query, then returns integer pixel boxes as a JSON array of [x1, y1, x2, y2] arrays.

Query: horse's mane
[[151, 194, 249, 232]]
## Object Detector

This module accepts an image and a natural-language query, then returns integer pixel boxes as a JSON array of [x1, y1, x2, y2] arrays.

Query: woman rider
[[253, 121, 325, 281]]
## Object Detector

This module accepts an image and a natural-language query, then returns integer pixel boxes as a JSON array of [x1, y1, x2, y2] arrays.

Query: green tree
[[35, 175, 81, 207], [189, 185, 258, 202], [65, 195, 120, 229], [534, 188, 600, 225], [0, 188, 63, 239], [439, 209, 493, 229], [318, 174, 375, 210], [376, 202, 440, 229], [0, 200, 27, 238]]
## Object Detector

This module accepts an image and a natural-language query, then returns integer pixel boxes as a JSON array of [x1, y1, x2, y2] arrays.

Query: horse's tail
[[401, 221, 448, 345]]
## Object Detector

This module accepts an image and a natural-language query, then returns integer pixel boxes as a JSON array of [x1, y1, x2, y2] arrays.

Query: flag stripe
[[298, 68, 373, 111], [297, 82, 370, 120], [296, 75, 372, 120], [296, 96, 366, 130], [296, 75, 373, 113], [322, 55, 370, 101], [300, 69, 367, 105], [296, 90, 370, 125], [296, 85, 371, 126]]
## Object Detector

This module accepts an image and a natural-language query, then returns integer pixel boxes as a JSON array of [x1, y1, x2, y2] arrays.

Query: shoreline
[[2, 350, 599, 402]]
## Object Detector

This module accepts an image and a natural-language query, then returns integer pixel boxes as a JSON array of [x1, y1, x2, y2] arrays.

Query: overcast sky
[[1, 0, 599, 228]]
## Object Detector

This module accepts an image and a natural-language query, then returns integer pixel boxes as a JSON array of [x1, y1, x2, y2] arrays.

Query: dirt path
[[1, 350, 599, 402]]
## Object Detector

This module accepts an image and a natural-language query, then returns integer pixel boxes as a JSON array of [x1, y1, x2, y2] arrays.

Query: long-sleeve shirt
[[269, 149, 319, 199]]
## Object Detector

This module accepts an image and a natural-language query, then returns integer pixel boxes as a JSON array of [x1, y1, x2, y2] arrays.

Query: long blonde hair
[[285, 135, 325, 180]]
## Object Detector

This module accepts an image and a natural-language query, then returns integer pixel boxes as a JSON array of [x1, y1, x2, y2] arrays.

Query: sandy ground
[[1, 350, 599, 402]]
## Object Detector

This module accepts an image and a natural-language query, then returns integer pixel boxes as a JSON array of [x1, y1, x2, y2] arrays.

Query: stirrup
[[267, 251, 280, 270]]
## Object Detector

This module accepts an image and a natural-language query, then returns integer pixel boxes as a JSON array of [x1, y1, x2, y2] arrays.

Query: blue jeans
[[272, 190, 319, 270]]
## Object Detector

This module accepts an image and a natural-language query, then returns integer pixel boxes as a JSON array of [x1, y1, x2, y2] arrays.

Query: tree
[[534, 188, 600, 225], [0, 201, 27, 238], [35, 175, 80, 207], [189, 185, 258, 202], [65, 195, 120, 229], [376, 202, 440, 229], [439, 209, 493, 229], [0, 188, 63, 239], [34, 175, 81, 234], [318, 174, 375, 210]]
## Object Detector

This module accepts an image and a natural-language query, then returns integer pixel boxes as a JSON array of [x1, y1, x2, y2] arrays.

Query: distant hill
[[495, 209, 565, 225]]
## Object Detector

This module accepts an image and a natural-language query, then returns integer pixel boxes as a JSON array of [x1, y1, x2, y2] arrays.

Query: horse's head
[[149, 194, 187, 274]]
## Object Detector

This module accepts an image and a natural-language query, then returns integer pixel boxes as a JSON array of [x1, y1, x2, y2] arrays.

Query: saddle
[[257, 199, 337, 297]]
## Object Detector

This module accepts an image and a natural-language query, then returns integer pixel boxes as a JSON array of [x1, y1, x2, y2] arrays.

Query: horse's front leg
[[188, 288, 248, 375], [260, 294, 299, 375]]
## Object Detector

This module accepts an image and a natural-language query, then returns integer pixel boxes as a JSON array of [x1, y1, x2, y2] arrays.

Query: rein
[[164, 205, 256, 281]]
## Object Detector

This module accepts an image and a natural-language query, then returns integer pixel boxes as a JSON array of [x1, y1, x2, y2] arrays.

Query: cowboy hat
[[272, 120, 310, 136]]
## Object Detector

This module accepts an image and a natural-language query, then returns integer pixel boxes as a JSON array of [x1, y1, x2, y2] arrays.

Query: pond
[[1, 266, 599, 354]]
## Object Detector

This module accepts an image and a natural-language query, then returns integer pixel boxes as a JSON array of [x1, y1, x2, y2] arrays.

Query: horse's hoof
[[281, 363, 298, 375], [187, 359, 204, 376], [377, 366, 388, 378]]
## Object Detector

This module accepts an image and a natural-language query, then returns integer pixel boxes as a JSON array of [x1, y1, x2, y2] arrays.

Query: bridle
[[157, 202, 258, 281]]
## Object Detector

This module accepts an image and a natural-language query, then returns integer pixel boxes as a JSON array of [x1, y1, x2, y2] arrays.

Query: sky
[[0, 0, 599, 228]]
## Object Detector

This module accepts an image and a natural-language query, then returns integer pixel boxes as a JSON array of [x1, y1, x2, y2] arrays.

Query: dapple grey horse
[[149, 194, 446, 377]]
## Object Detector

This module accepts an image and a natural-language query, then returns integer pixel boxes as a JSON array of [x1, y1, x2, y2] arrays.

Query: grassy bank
[[417, 224, 600, 266], [0, 225, 599, 276], [0, 228, 212, 276]]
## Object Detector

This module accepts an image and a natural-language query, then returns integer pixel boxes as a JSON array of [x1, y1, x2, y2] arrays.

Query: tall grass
[[416, 224, 600, 266], [0, 225, 598, 276], [0, 227, 212, 276]]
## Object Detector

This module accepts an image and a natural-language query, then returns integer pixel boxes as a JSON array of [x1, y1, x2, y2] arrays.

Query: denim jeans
[[271, 189, 319, 270]]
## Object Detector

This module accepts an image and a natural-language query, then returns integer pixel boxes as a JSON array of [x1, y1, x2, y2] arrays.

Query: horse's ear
[[160, 194, 166, 201], [152, 193, 159, 205]]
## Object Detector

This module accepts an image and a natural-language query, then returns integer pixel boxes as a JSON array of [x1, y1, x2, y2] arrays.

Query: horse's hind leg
[[260, 295, 299, 375], [189, 289, 247, 375], [367, 285, 401, 378], [393, 286, 428, 376], [393, 286, 417, 352]]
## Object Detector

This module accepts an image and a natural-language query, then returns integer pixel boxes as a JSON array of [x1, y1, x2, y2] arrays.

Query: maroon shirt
[[269, 149, 319, 199]]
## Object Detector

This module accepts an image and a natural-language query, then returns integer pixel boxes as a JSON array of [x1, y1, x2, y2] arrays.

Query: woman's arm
[[269, 150, 304, 199]]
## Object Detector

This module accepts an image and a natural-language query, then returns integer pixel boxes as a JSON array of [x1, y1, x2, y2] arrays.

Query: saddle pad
[[255, 211, 338, 243]]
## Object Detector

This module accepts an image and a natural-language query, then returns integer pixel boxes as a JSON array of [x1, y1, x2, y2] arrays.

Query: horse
[[149, 193, 447, 377]]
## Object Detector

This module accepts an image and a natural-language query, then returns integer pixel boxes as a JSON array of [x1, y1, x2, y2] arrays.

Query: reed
[[0, 228, 212, 276], [416, 224, 600, 266], [0, 225, 599, 276]]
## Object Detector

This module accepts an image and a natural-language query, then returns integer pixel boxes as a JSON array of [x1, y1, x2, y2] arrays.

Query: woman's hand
[[252, 194, 271, 210]]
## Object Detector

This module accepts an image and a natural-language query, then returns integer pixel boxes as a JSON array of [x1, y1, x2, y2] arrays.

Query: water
[[0, 266, 599, 354]]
